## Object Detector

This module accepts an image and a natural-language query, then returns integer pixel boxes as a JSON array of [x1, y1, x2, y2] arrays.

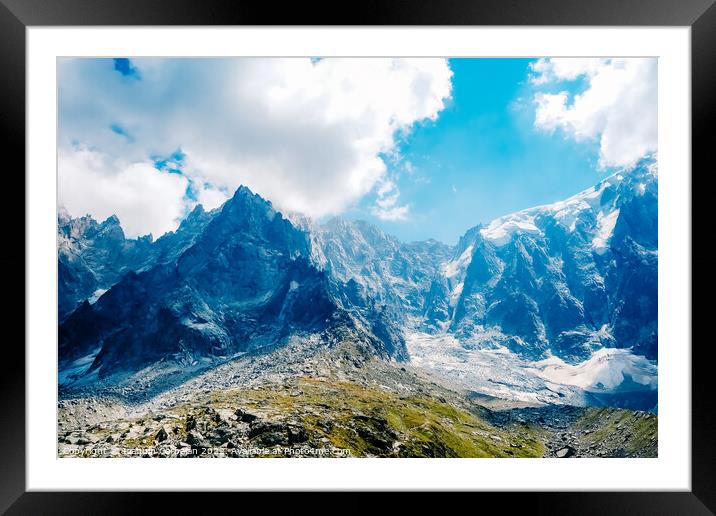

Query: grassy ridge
[[204, 377, 546, 457]]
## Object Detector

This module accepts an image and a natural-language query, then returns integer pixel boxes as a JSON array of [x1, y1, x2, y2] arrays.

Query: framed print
[[2, 0, 712, 512]]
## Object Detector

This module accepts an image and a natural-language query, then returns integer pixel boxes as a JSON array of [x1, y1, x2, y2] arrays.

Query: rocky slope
[[58, 343, 656, 458]]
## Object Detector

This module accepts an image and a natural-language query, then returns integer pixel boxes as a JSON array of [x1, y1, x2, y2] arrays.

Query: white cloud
[[529, 58, 610, 85], [371, 179, 409, 221], [195, 185, 229, 212], [58, 147, 188, 238], [530, 58, 657, 169], [59, 58, 452, 235]]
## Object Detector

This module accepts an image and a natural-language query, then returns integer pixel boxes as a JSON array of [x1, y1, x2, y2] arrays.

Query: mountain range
[[58, 159, 657, 407]]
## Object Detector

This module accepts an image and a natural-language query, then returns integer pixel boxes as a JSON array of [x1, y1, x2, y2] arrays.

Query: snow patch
[[480, 214, 539, 247], [529, 348, 657, 392], [592, 209, 619, 255], [59, 347, 101, 386], [442, 245, 473, 278], [405, 331, 657, 405], [88, 288, 107, 304], [478, 176, 623, 246], [448, 282, 463, 308]]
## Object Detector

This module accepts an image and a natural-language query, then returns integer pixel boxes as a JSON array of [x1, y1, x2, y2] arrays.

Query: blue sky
[[348, 58, 604, 244], [58, 57, 656, 241]]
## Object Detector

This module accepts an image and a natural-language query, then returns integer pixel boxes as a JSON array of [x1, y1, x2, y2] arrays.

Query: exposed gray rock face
[[58, 212, 151, 321], [58, 204, 214, 321], [312, 218, 451, 361], [61, 188, 336, 374], [315, 219, 451, 319]]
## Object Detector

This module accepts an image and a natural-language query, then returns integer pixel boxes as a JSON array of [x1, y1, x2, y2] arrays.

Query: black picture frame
[[1, 0, 711, 513]]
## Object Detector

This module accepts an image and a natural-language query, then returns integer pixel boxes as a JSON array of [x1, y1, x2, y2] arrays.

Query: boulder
[[155, 426, 170, 443], [236, 409, 258, 423], [249, 422, 289, 446], [556, 446, 575, 458], [186, 430, 206, 447]]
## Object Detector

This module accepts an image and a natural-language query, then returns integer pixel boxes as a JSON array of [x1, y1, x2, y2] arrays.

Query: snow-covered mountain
[[58, 160, 657, 407], [403, 160, 658, 408], [423, 159, 657, 364]]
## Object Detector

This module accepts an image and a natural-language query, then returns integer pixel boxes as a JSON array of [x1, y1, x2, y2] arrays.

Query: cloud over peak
[[59, 58, 453, 237], [530, 58, 657, 169]]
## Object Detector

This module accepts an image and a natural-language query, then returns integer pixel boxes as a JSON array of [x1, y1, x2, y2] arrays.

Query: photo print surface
[[57, 57, 658, 458]]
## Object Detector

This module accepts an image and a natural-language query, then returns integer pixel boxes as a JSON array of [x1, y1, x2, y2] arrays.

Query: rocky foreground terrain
[[58, 340, 657, 458]]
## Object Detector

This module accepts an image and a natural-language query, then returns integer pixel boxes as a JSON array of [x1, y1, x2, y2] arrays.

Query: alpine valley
[[57, 160, 658, 458]]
